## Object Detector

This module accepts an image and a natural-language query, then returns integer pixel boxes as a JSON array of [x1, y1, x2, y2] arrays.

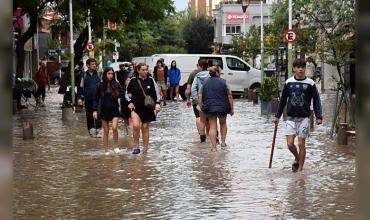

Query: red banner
[[225, 12, 250, 24]]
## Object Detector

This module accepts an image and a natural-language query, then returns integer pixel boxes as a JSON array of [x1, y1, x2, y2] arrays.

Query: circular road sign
[[284, 29, 298, 43], [86, 43, 95, 51]]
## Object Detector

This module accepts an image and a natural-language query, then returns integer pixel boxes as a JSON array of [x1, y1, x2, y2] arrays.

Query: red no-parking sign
[[86, 43, 95, 51], [284, 29, 298, 43]]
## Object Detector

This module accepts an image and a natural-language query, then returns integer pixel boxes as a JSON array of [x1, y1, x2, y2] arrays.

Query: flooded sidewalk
[[13, 87, 355, 219]]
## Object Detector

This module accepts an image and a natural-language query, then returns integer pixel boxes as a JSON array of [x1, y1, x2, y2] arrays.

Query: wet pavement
[[13, 86, 356, 219]]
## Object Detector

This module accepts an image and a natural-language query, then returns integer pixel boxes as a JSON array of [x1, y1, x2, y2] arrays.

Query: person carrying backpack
[[191, 59, 210, 143]]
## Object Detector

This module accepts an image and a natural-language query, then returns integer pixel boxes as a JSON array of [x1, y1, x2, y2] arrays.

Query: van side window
[[201, 57, 223, 69], [226, 57, 246, 71]]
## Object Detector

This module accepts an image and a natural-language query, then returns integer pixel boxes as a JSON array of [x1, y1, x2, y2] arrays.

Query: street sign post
[[86, 43, 94, 51], [284, 29, 298, 44], [113, 51, 119, 62]]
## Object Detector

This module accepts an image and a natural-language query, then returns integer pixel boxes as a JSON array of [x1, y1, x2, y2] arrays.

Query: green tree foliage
[[230, 25, 260, 59], [229, 0, 319, 63], [182, 15, 214, 53], [14, 0, 174, 76], [116, 13, 186, 60], [295, 0, 355, 85]]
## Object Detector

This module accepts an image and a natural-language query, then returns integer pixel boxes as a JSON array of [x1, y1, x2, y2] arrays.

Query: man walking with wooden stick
[[272, 58, 322, 172]]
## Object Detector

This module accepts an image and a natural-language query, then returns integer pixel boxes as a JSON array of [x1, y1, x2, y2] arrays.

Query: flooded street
[[13, 87, 356, 219]]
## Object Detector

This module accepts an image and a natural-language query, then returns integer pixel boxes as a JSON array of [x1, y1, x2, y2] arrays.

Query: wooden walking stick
[[268, 123, 278, 168]]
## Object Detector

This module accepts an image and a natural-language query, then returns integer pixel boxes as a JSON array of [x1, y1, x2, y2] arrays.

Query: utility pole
[[102, 18, 106, 69], [69, 0, 75, 106], [260, 0, 264, 81], [87, 8, 93, 58], [288, 0, 293, 77]]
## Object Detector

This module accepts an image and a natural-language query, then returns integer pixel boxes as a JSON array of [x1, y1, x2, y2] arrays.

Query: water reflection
[[13, 88, 356, 219]]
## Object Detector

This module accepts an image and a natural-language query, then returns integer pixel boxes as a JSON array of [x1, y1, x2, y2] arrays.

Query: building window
[[225, 25, 241, 35]]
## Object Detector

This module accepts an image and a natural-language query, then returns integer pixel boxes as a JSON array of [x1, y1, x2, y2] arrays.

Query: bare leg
[[298, 137, 306, 171], [141, 122, 150, 152], [162, 89, 167, 105], [102, 120, 109, 153], [175, 86, 179, 102], [131, 111, 142, 148], [287, 135, 299, 161], [219, 116, 227, 146], [195, 117, 201, 135], [170, 87, 174, 101], [208, 116, 218, 151], [112, 117, 119, 148], [199, 111, 207, 136], [123, 118, 129, 134]]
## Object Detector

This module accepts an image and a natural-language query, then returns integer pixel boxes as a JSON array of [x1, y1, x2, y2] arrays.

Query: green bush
[[257, 77, 280, 101]]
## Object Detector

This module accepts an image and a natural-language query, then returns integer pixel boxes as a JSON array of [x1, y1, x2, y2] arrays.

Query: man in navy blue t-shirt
[[272, 58, 322, 172]]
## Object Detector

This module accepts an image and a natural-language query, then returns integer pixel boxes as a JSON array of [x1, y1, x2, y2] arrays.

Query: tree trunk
[[15, 16, 37, 79], [74, 26, 88, 65]]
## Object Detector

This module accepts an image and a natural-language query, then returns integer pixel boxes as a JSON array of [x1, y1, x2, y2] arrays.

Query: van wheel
[[179, 85, 187, 101], [53, 77, 60, 85], [249, 83, 260, 90]]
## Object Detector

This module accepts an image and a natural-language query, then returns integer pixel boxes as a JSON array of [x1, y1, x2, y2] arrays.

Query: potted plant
[[257, 77, 279, 115]]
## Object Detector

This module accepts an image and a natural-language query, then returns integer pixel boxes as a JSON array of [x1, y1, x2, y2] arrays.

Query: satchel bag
[[138, 79, 156, 110]]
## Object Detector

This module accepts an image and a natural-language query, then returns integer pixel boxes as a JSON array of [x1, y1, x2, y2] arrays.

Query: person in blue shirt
[[273, 58, 323, 172], [168, 60, 181, 102], [93, 67, 123, 155]]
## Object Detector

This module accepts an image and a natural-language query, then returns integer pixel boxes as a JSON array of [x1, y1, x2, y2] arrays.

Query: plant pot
[[261, 100, 272, 115], [271, 98, 279, 113]]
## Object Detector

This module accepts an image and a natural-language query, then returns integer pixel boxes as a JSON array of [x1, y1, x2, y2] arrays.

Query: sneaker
[[96, 129, 103, 138], [292, 160, 299, 172], [105, 151, 110, 155], [132, 148, 140, 155], [89, 128, 96, 137], [113, 147, 121, 154]]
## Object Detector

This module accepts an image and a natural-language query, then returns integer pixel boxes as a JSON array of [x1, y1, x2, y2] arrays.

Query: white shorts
[[157, 80, 167, 90], [284, 117, 309, 138]]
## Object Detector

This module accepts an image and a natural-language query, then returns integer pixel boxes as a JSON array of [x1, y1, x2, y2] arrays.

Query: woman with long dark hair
[[93, 67, 123, 155], [168, 60, 181, 102], [127, 63, 161, 154]]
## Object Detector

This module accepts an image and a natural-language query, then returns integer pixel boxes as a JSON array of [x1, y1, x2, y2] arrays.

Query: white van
[[132, 54, 262, 99], [109, 61, 131, 72]]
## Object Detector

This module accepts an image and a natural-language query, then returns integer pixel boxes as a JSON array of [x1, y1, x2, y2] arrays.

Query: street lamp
[[241, 0, 250, 35]]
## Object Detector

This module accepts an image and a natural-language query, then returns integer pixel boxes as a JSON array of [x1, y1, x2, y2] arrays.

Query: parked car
[[132, 54, 262, 100]]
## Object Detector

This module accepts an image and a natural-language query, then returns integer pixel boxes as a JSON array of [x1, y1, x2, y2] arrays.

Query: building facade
[[190, 0, 221, 16], [213, 1, 272, 52]]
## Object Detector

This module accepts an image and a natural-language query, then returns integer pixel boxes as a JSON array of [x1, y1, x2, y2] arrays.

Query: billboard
[[225, 12, 250, 24]]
